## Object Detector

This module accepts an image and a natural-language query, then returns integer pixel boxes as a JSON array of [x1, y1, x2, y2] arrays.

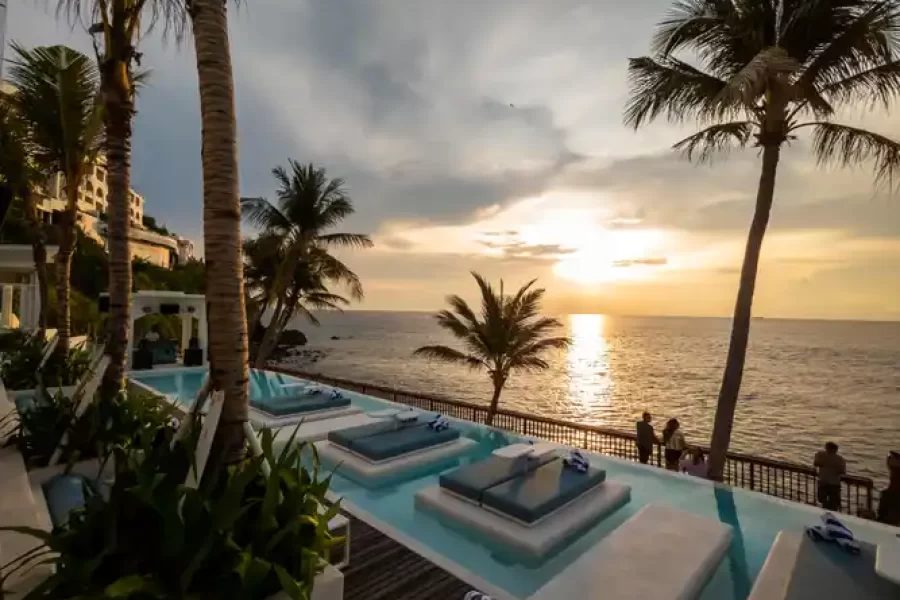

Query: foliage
[[241, 161, 372, 365], [0, 341, 91, 390], [5, 385, 175, 469], [133, 257, 206, 294], [0, 425, 340, 599], [414, 272, 570, 425], [142, 214, 172, 236], [0, 330, 33, 355], [624, 0, 900, 179]]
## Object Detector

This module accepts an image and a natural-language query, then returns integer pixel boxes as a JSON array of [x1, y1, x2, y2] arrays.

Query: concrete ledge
[[747, 531, 803, 600], [528, 504, 732, 600], [249, 405, 362, 429], [316, 438, 477, 481], [273, 413, 383, 445]]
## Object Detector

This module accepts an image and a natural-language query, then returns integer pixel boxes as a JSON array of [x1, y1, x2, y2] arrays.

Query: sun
[[549, 227, 669, 286]]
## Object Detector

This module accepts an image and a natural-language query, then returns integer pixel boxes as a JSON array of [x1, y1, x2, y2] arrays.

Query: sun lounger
[[327, 420, 403, 448], [350, 424, 460, 462], [253, 394, 350, 417], [481, 459, 607, 525], [527, 504, 732, 600], [439, 452, 557, 503], [748, 531, 900, 600]]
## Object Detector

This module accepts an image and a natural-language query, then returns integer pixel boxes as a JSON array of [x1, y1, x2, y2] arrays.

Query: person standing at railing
[[636, 412, 658, 465], [814, 442, 846, 511], [662, 418, 686, 471], [877, 451, 900, 526]]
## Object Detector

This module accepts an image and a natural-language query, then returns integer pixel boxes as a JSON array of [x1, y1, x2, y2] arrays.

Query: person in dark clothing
[[662, 418, 686, 470], [635, 412, 657, 464], [814, 442, 846, 511], [877, 451, 900, 526]]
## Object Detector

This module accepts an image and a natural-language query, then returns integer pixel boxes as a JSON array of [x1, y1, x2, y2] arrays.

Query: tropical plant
[[0, 425, 340, 599], [4, 386, 175, 469], [414, 273, 570, 426], [0, 100, 50, 334], [189, 0, 249, 464], [0, 341, 91, 391], [7, 44, 104, 353], [242, 161, 371, 367], [625, 0, 900, 480]]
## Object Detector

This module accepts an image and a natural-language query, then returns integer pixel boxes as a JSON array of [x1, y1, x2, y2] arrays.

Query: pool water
[[129, 368, 899, 600]]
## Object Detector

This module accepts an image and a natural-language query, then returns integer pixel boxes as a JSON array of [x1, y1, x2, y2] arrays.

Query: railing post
[[749, 462, 755, 491]]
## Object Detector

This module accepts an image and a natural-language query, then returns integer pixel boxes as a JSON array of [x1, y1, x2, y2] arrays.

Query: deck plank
[[343, 515, 474, 600]]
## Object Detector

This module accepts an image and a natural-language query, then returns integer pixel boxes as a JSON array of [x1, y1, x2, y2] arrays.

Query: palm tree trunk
[[101, 61, 133, 401], [191, 0, 250, 466], [253, 293, 285, 368], [485, 374, 506, 426], [55, 185, 79, 353], [707, 143, 781, 481], [24, 189, 48, 334]]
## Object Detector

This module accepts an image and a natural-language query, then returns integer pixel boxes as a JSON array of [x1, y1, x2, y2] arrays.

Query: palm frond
[[316, 232, 374, 249], [804, 121, 900, 187], [240, 196, 292, 231], [718, 46, 800, 105], [434, 310, 474, 340], [624, 56, 732, 129], [820, 59, 900, 108], [412, 345, 485, 370], [446, 294, 480, 329], [673, 121, 755, 163]]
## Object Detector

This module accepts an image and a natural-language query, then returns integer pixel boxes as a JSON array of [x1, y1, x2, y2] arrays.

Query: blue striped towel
[[563, 449, 589, 473], [463, 592, 493, 600], [428, 415, 450, 431]]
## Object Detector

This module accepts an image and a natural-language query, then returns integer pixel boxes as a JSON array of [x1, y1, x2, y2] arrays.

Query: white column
[[19, 283, 32, 329], [197, 306, 208, 366], [180, 313, 191, 355], [1, 285, 13, 328]]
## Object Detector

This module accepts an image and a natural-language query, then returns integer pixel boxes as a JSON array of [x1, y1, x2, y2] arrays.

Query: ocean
[[278, 311, 900, 486]]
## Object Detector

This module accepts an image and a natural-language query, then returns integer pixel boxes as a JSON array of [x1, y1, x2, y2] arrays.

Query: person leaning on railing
[[876, 451, 900, 526]]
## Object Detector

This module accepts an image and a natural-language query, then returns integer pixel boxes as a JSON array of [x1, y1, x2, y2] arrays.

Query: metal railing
[[271, 367, 876, 516]]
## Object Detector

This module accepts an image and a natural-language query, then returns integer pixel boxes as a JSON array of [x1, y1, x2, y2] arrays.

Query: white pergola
[[126, 290, 208, 369], [0, 244, 58, 331]]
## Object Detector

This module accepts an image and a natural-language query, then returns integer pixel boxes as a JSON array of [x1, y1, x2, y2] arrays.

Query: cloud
[[613, 258, 668, 267]]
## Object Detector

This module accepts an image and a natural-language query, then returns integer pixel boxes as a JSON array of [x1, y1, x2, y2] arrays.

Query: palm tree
[[0, 100, 50, 334], [414, 273, 570, 426], [189, 0, 248, 462], [625, 0, 900, 480], [8, 44, 104, 352], [242, 161, 372, 366], [62, 0, 186, 399]]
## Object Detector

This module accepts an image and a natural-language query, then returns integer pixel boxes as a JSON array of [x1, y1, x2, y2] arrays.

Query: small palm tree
[[8, 44, 104, 352], [414, 273, 570, 426], [626, 0, 900, 480], [242, 161, 372, 366]]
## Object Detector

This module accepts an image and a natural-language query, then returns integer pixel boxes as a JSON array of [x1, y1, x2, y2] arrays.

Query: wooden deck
[[343, 515, 476, 600]]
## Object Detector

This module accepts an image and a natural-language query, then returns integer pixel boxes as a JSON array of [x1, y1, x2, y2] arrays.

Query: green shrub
[[0, 340, 91, 391], [0, 330, 32, 355], [6, 387, 176, 469], [1, 426, 339, 599]]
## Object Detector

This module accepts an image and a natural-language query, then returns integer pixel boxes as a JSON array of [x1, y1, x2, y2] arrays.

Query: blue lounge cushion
[[439, 453, 557, 502], [42, 474, 100, 528], [253, 393, 350, 416], [327, 420, 401, 449], [481, 459, 607, 524], [351, 425, 460, 462]]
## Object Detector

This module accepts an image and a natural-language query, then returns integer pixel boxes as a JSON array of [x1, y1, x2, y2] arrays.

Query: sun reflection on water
[[567, 314, 613, 418]]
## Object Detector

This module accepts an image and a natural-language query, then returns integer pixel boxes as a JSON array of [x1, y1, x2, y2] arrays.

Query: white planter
[[268, 563, 344, 600]]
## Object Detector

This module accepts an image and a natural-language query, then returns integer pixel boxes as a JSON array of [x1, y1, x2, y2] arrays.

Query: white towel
[[395, 410, 419, 423], [527, 442, 558, 459], [493, 443, 534, 458]]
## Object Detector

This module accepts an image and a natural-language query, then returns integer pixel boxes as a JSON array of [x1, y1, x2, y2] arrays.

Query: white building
[[176, 236, 195, 263]]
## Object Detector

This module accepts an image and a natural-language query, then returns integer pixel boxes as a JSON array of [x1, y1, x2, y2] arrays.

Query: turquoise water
[[128, 368, 899, 600], [129, 367, 314, 408]]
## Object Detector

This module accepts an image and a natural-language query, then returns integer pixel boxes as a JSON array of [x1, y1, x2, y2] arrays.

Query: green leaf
[[273, 564, 305, 600], [104, 574, 156, 597]]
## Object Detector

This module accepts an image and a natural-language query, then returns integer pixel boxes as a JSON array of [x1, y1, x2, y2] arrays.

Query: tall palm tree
[[61, 0, 186, 399], [414, 273, 570, 426], [189, 0, 248, 462], [8, 44, 104, 352], [241, 161, 372, 366], [625, 0, 900, 480], [0, 100, 50, 334]]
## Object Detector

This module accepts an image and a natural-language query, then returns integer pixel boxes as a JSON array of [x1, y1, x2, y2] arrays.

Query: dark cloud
[[477, 238, 576, 260]]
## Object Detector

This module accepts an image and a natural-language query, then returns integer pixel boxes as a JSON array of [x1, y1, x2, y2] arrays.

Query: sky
[[6, 0, 900, 320]]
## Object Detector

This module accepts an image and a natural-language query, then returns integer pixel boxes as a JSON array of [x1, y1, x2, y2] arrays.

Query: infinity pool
[[128, 367, 899, 600]]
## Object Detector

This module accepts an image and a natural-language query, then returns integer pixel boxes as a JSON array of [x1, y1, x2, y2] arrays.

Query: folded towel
[[463, 592, 493, 600], [429, 416, 450, 431], [563, 449, 589, 473], [305, 386, 323, 396], [806, 512, 861, 555], [329, 389, 345, 401]]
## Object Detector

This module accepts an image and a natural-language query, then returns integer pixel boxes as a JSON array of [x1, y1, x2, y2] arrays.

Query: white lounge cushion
[[394, 410, 420, 423], [527, 442, 558, 458], [250, 405, 363, 429], [316, 438, 476, 480], [272, 413, 381, 444], [876, 541, 900, 586], [369, 408, 401, 418], [528, 504, 732, 600], [492, 443, 534, 458]]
